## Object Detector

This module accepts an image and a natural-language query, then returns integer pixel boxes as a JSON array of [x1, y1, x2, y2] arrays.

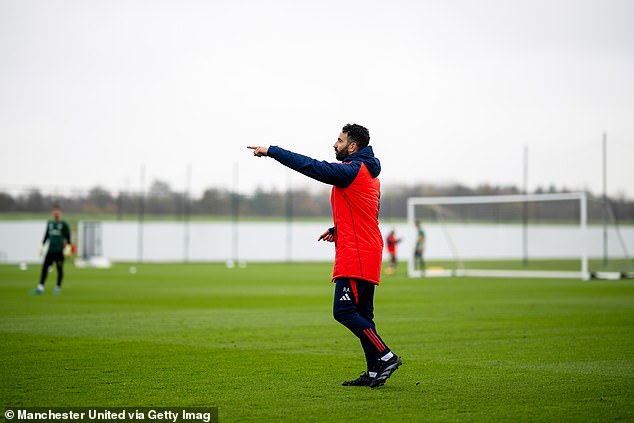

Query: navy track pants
[[333, 277, 391, 372]]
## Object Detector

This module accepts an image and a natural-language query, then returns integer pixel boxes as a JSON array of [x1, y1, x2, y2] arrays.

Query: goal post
[[406, 192, 590, 280]]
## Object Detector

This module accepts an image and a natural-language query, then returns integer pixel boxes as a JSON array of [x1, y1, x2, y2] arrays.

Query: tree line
[[1, 180, 633, 223]]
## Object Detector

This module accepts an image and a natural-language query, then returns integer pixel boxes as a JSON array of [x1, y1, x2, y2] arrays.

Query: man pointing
[[248, 123, 401, 388]]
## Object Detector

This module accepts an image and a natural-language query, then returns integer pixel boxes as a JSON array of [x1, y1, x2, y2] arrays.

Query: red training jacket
[[268, 145, 384, 284]]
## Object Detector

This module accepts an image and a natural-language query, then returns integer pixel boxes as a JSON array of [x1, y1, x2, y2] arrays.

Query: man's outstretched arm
[[247, 145, 357, 187]]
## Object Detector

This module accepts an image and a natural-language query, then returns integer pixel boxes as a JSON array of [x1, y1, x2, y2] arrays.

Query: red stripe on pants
[[350, 278, 359, 304], [363, 328, 386, 352]]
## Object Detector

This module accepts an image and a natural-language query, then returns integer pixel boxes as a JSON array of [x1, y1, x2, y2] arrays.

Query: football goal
[[406, 192, 592, 280]]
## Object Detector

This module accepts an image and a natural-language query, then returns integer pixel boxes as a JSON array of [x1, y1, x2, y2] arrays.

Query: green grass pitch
[[1, 262, 633, 422]]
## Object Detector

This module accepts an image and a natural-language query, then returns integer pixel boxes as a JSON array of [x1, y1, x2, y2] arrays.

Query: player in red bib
[[385, 230, 402, 276]]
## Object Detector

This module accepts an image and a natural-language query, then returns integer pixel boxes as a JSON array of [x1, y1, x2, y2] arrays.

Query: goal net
[[406, 192, 591, 280]]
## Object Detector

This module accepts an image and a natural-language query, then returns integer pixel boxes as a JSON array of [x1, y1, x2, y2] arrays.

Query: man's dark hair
[[342, 124, 370, 150]]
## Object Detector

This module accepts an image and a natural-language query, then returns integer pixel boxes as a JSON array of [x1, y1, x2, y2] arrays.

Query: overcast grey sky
[[1, 0, 633, 198]]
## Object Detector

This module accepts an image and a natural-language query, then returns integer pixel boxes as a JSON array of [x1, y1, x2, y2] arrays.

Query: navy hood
[[345, 146, 381, 178]]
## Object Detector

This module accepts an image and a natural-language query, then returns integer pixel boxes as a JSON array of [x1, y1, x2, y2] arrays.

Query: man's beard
[[335, 147, 349, 161]]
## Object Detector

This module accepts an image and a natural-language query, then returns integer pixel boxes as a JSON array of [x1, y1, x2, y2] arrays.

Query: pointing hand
[[247, 146, 269, 157]]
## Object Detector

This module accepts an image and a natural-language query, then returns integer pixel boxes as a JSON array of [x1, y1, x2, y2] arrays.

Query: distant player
[[32, 205, 71, 295], [414, 220, 426, 271], [248, 123, 402, 388], [385, 229, 402, 275]]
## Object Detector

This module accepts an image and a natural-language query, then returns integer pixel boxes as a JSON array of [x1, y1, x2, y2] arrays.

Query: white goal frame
[[407, 192, 589, 280]]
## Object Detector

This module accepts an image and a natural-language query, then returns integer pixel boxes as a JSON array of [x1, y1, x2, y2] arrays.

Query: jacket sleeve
[[268, 146, 358, 187], [42, 225, 49, 244], [63, 223, 71, 244]]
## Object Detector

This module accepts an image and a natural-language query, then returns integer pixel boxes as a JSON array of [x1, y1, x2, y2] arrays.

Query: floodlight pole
[[286, 171, 293, 263], [581, 192, 589, 280], [232, 162, 239, 264], [137, 165, 145, 263], [522, 145, 528, 266], [117, 191, 123, 221], [183, 164, 192, 263], [602, 132, 608, 267]]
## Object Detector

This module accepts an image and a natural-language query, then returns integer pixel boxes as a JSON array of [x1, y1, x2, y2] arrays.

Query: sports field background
[[1, 262, 633, 422]]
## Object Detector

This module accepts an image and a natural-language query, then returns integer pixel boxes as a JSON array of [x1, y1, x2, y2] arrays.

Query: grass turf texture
[[1, 262, 633, 422]]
